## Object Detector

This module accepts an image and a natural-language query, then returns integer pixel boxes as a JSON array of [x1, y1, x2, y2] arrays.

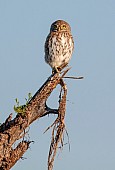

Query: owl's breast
[[45, 32, 74, 68]]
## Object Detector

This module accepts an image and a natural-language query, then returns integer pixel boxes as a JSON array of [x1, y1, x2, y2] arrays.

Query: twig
[[63, 76, 84, 80]]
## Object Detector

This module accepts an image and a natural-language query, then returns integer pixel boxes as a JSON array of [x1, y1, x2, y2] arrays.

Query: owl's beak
[[58, 27, 61, 31]]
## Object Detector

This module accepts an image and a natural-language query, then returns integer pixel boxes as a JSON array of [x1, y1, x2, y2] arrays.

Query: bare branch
[[63, 76, 84, 79], [0, 68, 70, 170], [47, 80, 67, 170], [0, 67, 82, 170]]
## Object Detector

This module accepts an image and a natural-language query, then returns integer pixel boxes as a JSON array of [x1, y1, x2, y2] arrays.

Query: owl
[[45, 20, 74, 72]]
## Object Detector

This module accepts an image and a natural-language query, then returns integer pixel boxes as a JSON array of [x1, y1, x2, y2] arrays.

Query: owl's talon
[[52, 67, 59, 74]]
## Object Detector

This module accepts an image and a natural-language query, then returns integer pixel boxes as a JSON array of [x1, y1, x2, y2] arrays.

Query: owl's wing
[[44, 34, 50, 57]]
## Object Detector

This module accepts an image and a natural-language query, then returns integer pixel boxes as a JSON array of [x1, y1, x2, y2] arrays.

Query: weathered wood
[[0, 69, 69, 170]]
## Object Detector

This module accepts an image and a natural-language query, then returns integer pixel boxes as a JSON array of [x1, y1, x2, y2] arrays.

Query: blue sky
[[0, 0, 115, 169]]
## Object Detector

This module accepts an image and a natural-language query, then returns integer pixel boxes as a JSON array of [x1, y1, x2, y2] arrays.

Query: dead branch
[[47, 79, 67, 170], [0, 67, 83, 170], [0, 68, 69, 170], [64, 76, 84, 79]]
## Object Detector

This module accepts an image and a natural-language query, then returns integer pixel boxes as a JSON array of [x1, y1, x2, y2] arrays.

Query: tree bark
[[0, 69, 69, 170]]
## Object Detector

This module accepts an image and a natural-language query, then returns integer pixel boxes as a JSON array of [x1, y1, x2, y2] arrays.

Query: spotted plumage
[[45, 20, 74, 72]]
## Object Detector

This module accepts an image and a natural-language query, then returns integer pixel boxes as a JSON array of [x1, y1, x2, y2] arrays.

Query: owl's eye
[[61, 24, 66, 29], [53, 25, 57, 29], [52, 24, 58, 31]]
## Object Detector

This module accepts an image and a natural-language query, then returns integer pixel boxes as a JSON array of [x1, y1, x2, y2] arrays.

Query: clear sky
[[0, 0, 115, 169]]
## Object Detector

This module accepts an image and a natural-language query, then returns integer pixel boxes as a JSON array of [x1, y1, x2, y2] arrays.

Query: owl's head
[[50, 20, 71, 33]]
